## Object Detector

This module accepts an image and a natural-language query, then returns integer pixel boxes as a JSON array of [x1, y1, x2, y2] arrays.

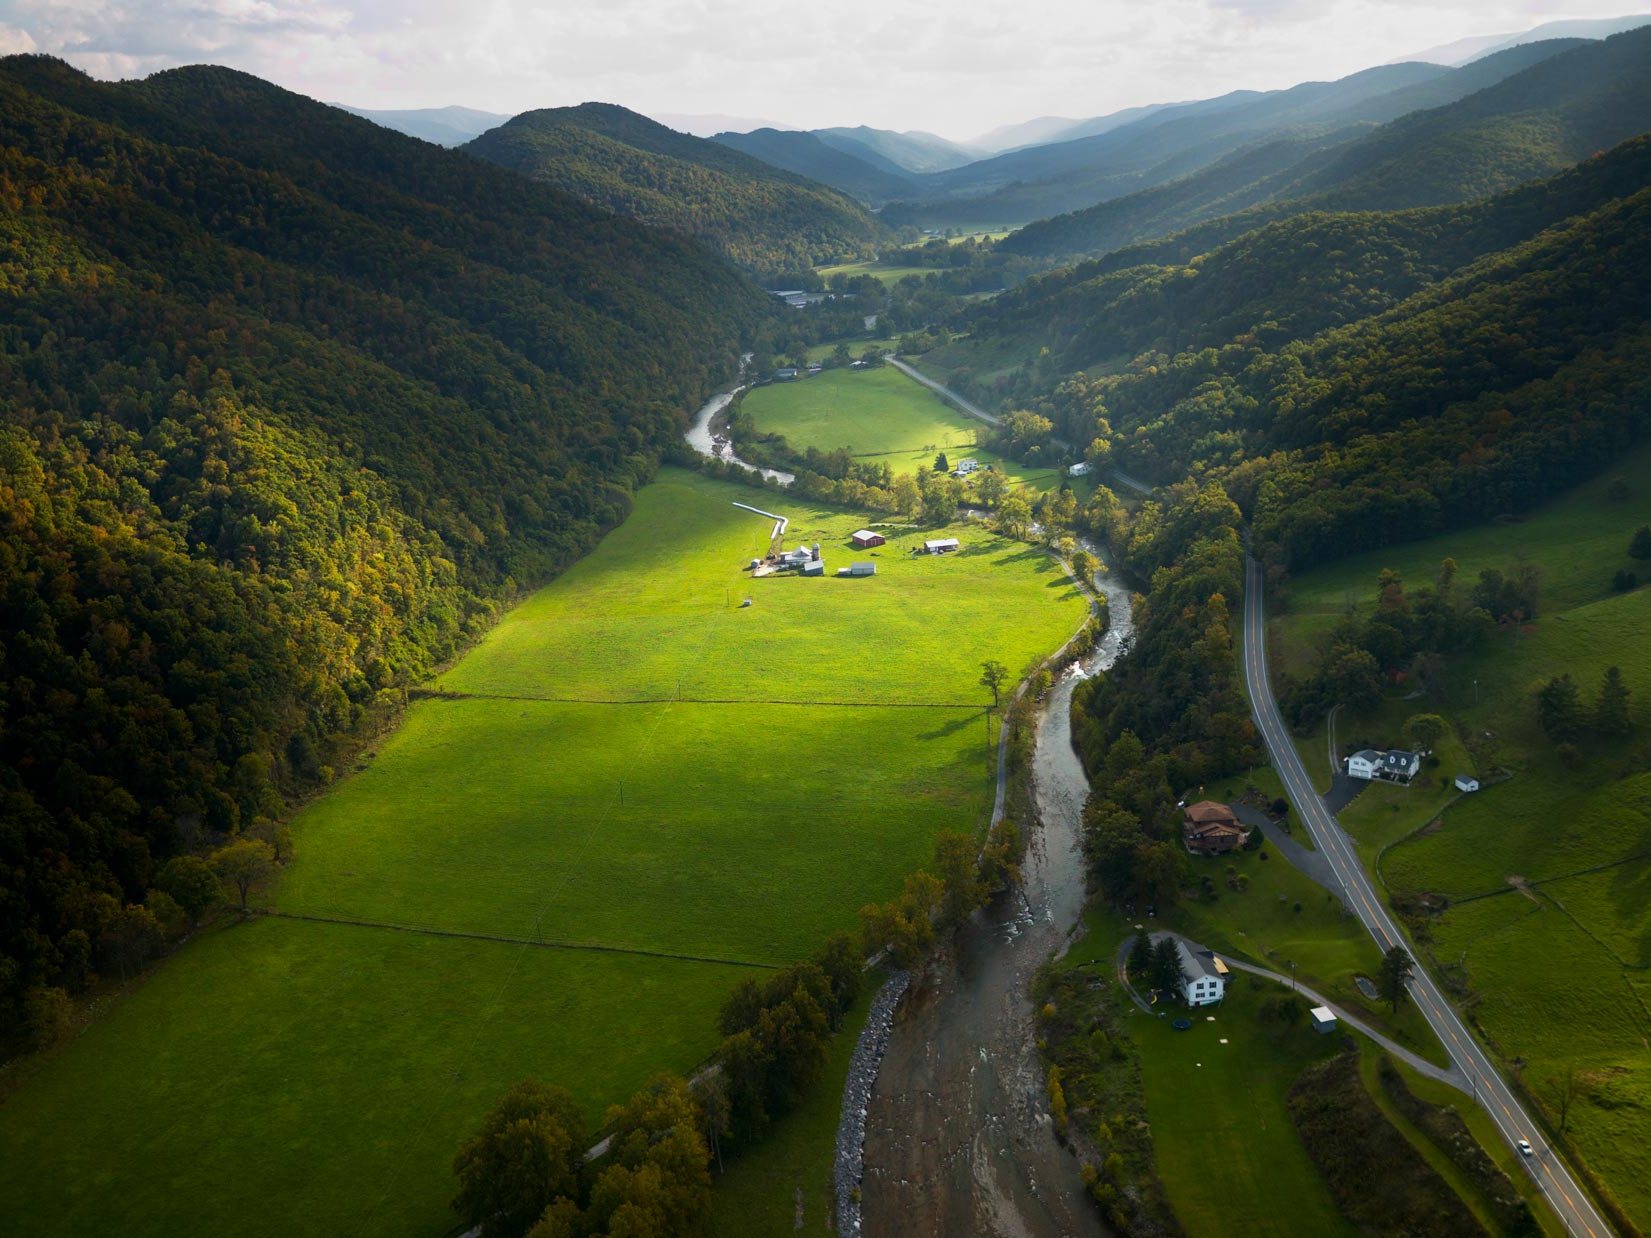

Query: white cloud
[[2, 0, 1637, 136]]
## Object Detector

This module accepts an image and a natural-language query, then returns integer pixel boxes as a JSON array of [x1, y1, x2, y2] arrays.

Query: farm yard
[[1270, 443, 1651, 1227], [739, 365, 1071, 493], [0, 468, 1089, 1237]]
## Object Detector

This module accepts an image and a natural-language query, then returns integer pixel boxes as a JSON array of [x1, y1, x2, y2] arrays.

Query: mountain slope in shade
[[813, 125, 983, 173], [712, 126, 917, 204], [884, 62, 1450, 226], [1002, 35, 1610, 260], [466, 103, 885, 274]]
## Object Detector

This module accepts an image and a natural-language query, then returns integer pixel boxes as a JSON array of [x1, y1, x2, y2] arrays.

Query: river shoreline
[[856, 567, 1134, 1236]]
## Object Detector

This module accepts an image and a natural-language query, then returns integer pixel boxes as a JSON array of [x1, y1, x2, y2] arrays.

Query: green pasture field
[[739, 366, 1068, 492], [0, 916, 738, 1237], [815, 261, 935, 286], [1271, 443, 1651, 1227], [0, 468, 1088, 1236]]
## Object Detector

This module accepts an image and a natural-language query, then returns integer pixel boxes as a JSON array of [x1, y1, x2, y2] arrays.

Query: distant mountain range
[[335, 103, 509, 146], [336, 10, 1651, 241], [1403, 11, 1651, 66], [1002, 29, 1651, 260], [463, 102, 885, 276]]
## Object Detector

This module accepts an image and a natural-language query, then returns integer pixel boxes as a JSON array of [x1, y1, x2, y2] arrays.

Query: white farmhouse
[[1347, 749, 1381, 780], [1176, 940, 1226, 1006], [1381, 749, 1421, 779], [1347, 748, 1421, 782]]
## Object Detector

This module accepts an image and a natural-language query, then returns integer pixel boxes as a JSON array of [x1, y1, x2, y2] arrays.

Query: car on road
[[1517, 1139, 1534, 1157]]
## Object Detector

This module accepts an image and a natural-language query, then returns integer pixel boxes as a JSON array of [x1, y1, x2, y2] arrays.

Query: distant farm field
[[1272, 442, 1651, 1227], [740, 366, 1068, 492], [0, 468, 1088, 1237]]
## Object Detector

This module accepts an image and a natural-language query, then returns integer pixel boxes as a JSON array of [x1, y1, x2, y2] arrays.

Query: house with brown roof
[[1181, 801, 1249, 855]]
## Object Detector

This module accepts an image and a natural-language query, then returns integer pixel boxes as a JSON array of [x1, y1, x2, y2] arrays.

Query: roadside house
[[1347, 749, 1382, 780], [1181, 801, 1249, 855], [1347, 748, 1421, 782], [1067, 461, 1091, 476], [1176, 940, 1226, 1006], [1381, 750, 1421, 780]]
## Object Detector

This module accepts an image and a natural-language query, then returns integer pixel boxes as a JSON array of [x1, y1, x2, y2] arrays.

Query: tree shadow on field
[[918, 711, 986, 741], [1607, 783, 1651, 966]]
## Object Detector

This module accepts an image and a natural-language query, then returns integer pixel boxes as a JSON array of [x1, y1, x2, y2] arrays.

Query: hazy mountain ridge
[[1002, 32, 1649, 260]]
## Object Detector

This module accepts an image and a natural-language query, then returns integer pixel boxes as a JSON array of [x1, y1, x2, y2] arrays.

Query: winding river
[[681, 396, 1137, 1233], [857, 564, 1134, 1237], [684, 386, 795, 485]]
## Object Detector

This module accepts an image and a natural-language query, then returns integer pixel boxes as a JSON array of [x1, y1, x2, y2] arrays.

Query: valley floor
[[0, 468, 1089, 1237]]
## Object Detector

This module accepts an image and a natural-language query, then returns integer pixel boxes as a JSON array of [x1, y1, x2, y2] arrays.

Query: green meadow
[[1272, 443, 1651, 1227], [740, 366, 1068, 492], [0, 468, 1088, 1237]]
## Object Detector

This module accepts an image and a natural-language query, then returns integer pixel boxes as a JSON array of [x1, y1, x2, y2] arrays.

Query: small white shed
[[1454, 774, 1481, 792], [1310, 1006, 1338, 1034]]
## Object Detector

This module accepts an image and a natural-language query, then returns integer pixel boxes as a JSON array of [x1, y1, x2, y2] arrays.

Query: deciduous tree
[[210, 839, 276, 913], [452, 1081, 585, 1238]]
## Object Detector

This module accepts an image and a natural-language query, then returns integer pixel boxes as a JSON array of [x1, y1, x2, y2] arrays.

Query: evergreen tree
[[1536, 674, 1584, 742], [1377, 945, 1415, 1012], [1630, 526, 1651, 560], [1149, 936, 1184, 997], [1126, 932, 1153, 980], [1596, 666, 1632, 736]]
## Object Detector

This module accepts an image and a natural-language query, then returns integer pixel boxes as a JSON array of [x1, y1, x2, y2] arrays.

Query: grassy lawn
[[739, 367, 1070, 494], [0, 917, 737, 1237], [706, 982, 878, 1236], [1271, 442, 1651, 1228], [1128, 972, 1354, 1235], [0, 468, 1088, 1237], [1162, 845, 1447, 1067]]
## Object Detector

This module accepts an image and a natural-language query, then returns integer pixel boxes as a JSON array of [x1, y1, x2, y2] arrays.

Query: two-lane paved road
[[1242, 555, 1612, 1238]]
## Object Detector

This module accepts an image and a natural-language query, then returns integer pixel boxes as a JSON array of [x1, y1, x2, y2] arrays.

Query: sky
[[0, 1, 1641, 139]]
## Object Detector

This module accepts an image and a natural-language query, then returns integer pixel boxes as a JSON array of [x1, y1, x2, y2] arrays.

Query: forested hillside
[[0, 56, 775, 1038], [467, 103, 886, 275], [1003, 29, 1650, 261], [939, 132, 1651, 571]]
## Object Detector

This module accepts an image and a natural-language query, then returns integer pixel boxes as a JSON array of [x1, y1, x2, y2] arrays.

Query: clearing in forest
[[0, 467, 1088, 1238], [740, 365, 1067, 491]]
